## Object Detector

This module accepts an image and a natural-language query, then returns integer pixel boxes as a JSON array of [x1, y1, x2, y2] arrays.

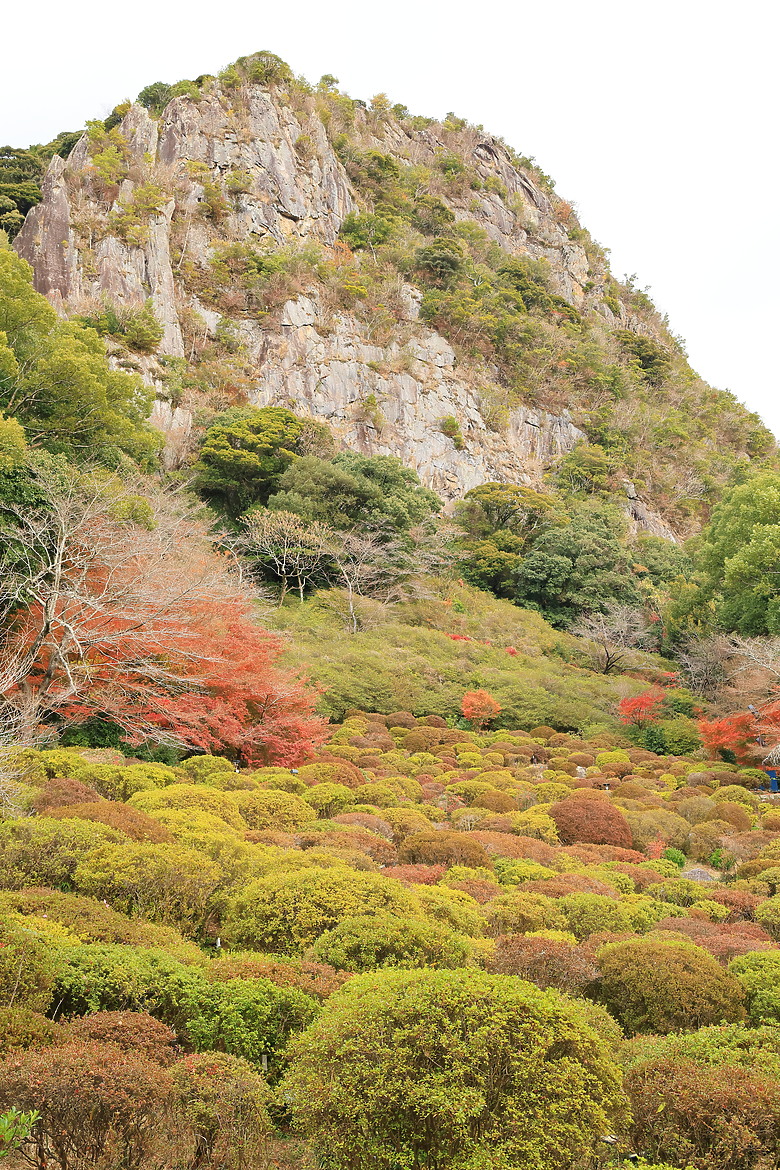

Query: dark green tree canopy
[[0, 248, 159, 465], [267, 451, 439, 532], [193, 406, 305, 519], [513, 502, 644, 626], [677, 470, 780, 635]]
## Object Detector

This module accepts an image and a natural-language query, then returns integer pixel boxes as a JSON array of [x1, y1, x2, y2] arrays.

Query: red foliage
[[618, 691, 665, 726], [549, 798, 633, 849], [707, 888, 762, 921], [698, 712, 758, 764], [128, 597, 328, 766], [445, 878, 503, 903], [613, 864, 666, 892], [0, 1041, 178, 1168], [518, 875, 621, 899], [461, 689, 501, 729], [653, 916, 775, 964], [560, 844, 645, 865], [627, 1058, 780, 1170], [7, 547, 326, 765]]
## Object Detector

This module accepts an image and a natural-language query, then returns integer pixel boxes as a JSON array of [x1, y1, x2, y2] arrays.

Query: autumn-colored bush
[[397, 831, 491, 869], [461, 690, 501, 728], [64, 1011, 179, 1064], [488, 935, 597, 993], [0, 1040, 185, 1170], [625, 808, 691, 852], [560, 843, 645, 865], [471, 790, 518, 813], [332, 811, 393, 838], [445, 878, 503, 904], [206, 955, 349, 999], [46, 801, 174, 843], [382, 864, 446, 886], [549, 798, 633, 849], [713, 801, 753, 832], [33, 775, 103, 812], [172, 1051, 272, 1169], [297, 827, 396, 866], [627, 1057, 780, 1170], [652, 917, 774, 964], [708, 888, 761, 921], [595, 938, 746, 1034]]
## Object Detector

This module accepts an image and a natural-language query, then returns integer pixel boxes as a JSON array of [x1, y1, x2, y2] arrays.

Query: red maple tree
[[461, 689, 501, 729], [0, 477, 326, 764], [617, 691, 664, 726]]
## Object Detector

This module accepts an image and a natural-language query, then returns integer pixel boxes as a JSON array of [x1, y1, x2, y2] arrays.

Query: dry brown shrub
[[297, 828, 397, 866], [33, 776, 103, 812], [569, 752, 595, 768], [728, 830, 779, 862], [472, 790, 517, 814], [560, 843, 645, 864], [488, 934, 597, 992], [333, 812, 393, 839], [381, 864, 446, 885], [64, 1011, 179, 1065], [549, 798, 633, 849], [386, 711, 418, 729], [244, 829, 296, 847], [45, 802, 174, 843], [207, 956, 348, 998], [467, 832, 549, 861], [397, 831, 491, 869], [445, 878, 503, 904], [709, 802, 753, 832]]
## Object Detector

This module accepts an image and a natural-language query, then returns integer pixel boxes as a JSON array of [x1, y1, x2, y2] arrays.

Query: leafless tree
[[0, 467, 240, 743], [676, 632, 736, 701], [240, 510, 333, 603], [571, 604, 653, 674]]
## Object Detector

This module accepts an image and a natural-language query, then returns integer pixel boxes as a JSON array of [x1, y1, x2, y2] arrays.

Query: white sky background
[[3, 0, 778, 435]]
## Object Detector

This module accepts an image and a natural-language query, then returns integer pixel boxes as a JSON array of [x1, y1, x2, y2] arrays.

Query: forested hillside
[[3, 47, 780, 1170]]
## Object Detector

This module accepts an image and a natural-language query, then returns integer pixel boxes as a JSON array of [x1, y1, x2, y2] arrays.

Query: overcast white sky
[[3, 0, 778, 435]]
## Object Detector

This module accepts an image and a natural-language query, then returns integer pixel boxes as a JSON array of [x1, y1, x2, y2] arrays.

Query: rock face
[[13, 81, 666, 523], [247, 293, 586, 498]]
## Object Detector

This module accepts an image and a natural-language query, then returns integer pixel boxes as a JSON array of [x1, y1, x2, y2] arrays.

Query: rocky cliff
[[14, 57, 769, 534]]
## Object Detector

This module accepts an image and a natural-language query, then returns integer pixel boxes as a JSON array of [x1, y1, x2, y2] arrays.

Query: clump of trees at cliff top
[[3, 708, 780, 1168]]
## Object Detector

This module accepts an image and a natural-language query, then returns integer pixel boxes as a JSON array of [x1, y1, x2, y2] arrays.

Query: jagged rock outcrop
[[13, 80, 670, 525]]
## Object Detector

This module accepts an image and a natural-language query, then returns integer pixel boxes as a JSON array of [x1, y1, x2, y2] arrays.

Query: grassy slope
[[270, 579, 651, 731]]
